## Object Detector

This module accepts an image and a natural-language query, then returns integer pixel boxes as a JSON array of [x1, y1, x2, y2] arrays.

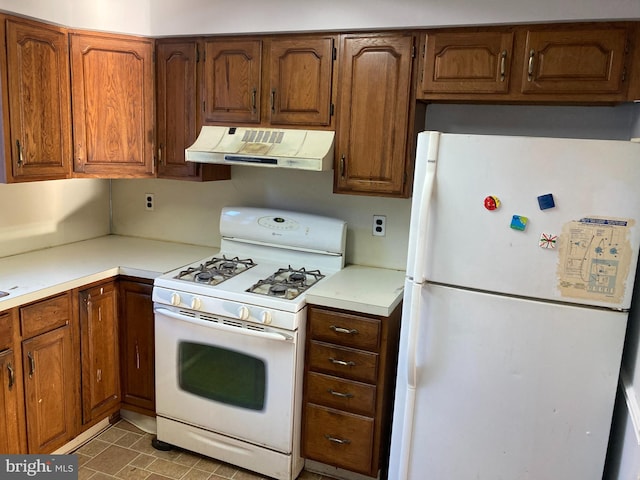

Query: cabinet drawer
[[306, 371, 376, 416], [303, 403, 374, 475], [0, 311, 13, 350], [20, 293, 71, 339], [309, 308, 381, 352], [308, 340, 378, 384]]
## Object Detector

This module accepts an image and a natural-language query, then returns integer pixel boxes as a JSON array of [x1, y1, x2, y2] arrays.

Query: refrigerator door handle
[[411, 133, 439, 283], [406, 283, 422, 389]]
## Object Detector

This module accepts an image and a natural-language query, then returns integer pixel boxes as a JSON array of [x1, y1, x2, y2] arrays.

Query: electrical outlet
[[145, 193, 155, 211], [373, 215, 386, 236]]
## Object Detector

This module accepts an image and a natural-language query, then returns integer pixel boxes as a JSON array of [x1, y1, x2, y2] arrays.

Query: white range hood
[[185, 126, 335, 171]]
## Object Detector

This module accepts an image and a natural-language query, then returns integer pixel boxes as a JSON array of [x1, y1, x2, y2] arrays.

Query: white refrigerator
[[388, 131, 640, 480]]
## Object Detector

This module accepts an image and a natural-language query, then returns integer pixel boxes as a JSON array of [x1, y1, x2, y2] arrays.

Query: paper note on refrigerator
[[557, 217, 633, 304]]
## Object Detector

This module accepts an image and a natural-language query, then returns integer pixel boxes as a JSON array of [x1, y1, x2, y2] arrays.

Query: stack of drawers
[[302, 304, 400, 477]]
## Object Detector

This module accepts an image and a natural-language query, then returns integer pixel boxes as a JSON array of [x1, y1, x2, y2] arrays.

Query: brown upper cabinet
[[70, 32, 155, 178], [202, 35, 336, 128], [155, 38, 230, 181], [335, 33, 419, 198], [420, 30, 514, 94], [0, 16, 72, 182], [418, 23, 634, 103]]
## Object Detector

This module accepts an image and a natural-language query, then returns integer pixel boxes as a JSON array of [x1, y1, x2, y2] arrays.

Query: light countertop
[[0, 235, 216, 310], [306, 265, 406, 317]]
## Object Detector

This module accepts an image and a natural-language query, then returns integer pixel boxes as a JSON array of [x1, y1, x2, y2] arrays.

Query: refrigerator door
[[414, 132, 640, 309], [389, 282, 627, 480]]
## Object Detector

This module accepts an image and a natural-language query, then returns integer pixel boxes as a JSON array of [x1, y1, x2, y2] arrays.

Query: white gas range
[[152, 207, 346, 480]]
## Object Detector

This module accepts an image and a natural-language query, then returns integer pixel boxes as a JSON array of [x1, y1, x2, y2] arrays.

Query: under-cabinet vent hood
[[186, 126, 335, 171]]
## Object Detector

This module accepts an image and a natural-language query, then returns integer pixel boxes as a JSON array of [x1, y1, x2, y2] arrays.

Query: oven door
[[154, 305, 298, 453]]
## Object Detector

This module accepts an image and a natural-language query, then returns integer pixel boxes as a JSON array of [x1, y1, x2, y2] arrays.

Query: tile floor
[[75, 420, 337, 480]]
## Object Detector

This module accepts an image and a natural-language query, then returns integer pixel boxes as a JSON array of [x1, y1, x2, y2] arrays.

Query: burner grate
[[174, 255, 256, 286], [246, 266, 325, 300]]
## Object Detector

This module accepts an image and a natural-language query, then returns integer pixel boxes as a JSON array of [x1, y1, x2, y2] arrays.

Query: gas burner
[[247, 266, 325, 300], [175, 256, 256, 285]]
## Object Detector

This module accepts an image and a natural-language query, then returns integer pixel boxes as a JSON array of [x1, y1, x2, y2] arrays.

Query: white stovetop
[[0, 235, 216, 310]]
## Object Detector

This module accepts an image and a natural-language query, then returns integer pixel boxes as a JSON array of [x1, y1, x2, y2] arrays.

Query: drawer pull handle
[[329, 358, 355, 367], [325, 434, 351, 445], [7, 362, 14, 389], [328, 389, 353, 399], [527, 49, 535, 81], [330, 325, 358, 335]]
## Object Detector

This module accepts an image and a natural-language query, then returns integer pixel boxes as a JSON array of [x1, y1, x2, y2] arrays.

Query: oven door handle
[[154, 307, 294, 342]]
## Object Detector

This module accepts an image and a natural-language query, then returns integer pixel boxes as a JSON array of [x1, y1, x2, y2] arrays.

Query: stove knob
[[237, 305, 250, 321], [260, 311, 272, 325], [170, 292, 181, 306], [191, 297, 202, 310]]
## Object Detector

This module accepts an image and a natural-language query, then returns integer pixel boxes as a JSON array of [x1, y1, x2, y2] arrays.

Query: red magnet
[[484, 195, 501, 211]]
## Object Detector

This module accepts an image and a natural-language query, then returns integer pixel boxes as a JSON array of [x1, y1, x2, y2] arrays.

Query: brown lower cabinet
[[20, 292, 78, 453], [118, 278, 155, 415], [0, 274, 157, 454], [79, 280, 121, 426], [302, 304, 401, 477]]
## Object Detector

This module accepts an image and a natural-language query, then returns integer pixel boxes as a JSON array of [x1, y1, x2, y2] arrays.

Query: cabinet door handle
[[324, 434, 351, 445], [329, 357, 355, 367], [16, 140, 24, 166], [328, 389, 354, 399], [251, 88, 257, 112], [330, 325, 359, 335], [339, 155, 345, 178], [7, 362, 14, 389], [135, 341, 140, 370], [527, 49, 535, 81], [27, 352, 35, 378], [270, 89, 276, 112], [499, 50, 507, 82], [158, 144, 164, 166]]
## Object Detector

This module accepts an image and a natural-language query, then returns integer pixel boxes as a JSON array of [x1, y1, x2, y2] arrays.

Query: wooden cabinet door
[[268, 36, 335, 125], [156, 39, 230, 181], [202, 39, 262, 124], [420, 30, 514, 94], [118, 279, 155, 415], [335, 34, 415, 197], [22, 325, 75, 453], [5, 17, 72, 181], [70, 33, 154, 177], [521, 27, 629, 95], [0, 348, 22, 453], [79, 282, 120, 425]]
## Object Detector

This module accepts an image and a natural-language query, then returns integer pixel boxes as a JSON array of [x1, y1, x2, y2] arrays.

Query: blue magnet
[[537, 193, 555, 210], [510, 215, 528, 231]]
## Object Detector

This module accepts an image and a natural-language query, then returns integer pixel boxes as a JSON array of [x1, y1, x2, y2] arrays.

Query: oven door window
[[178, 341, 266, 411]]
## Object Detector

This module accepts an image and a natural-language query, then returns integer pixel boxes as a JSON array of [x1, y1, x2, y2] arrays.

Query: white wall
[[149, 0, 640, 36], [0, 179, 110, 258], [110, 170, 411, 270]]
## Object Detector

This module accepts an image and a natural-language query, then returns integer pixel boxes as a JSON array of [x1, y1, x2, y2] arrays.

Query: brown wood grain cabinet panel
[[0, 348, 22, 453], [420, 30, 514, 94], [521, 27, 629, 95], [156, 39, 230, 181], [268, 36, 335, 126], [303, 304, 401, 477], [335, 33, 415, 197], [70, 32, 154, 177], [118, 279, 155, 415], [79, 281, 120, 425], [20, 292, 71, 340], [4, 16, 72, 181], [203, 38, 262, 124], [22, 325, 75, 453], [303, 404, 375, 475]]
